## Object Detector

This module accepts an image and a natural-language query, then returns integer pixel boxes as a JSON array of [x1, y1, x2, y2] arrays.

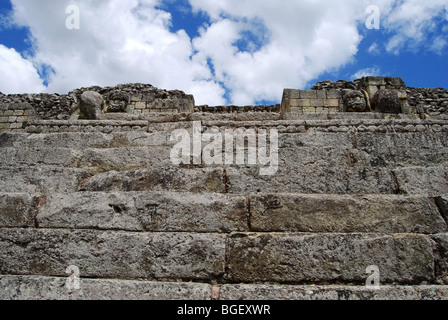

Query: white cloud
[[190, 0, 364, 104], [8, 0, 224, 105], [351, 67, 382, 80], [378, 0, 448, 54], [3, 0, 447, 105], [368, 42, 381, 55], [0, 44, 45, 94]]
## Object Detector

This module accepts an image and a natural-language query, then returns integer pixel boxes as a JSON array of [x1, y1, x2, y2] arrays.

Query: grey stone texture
[[227, 233, 435, 284], [1, 79, 448, 300], [79, 91, 105, 120], [0, 275, 212, 300], [372, 89, 402, 114], [220, 284, 448, 300]]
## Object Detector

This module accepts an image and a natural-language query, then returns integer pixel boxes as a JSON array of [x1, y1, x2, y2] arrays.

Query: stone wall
[[0, 103, 36, 133], [1, 78, 448, 300]]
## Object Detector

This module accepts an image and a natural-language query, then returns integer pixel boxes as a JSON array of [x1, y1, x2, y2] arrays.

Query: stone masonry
[[1, 77, 448, 300]]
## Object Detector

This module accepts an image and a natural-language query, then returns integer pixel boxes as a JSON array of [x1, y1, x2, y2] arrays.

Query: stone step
[[3, 123, 448, 151], [226, 232, 436, 284], [1, 275, 447, 300], [0, 228, 444, 285], [219, 283, 448, 300], [17, 118, 448, 136], [0, 167, 90, 193], [226, 166, 448, 196], [0, 228, 226, 281], [75, 165, 448, 196], [2, 192, 445, 234], [1, 145, 445, 170], [250, 194, 447, 234], [0, 275, 212, 300], [1, 164, 446, 195], [35, 192, 248, 233]]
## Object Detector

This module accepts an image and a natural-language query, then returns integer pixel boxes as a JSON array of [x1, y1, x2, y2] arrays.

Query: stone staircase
[[1, 110, 448, 300]]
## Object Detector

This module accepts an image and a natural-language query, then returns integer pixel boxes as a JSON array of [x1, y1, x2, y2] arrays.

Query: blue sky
[[0, 0, 447, 105]]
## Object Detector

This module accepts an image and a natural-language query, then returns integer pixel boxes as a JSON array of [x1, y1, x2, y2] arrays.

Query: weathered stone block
[[303, 107, 316, 113], [0, 228, 226, 281], [0, 147, 82, 167], [324, 99, 340, 107], [78, 147, 172, 172], [227, 233, 435, 284], [0, 275, 213, 300], [79, 91, 105, 120], [0, 193, 38, 228], [37, 192, 248, 233], [316, 91, 327, 99], [311, 99, 324, 108], [300, 90, 317, 99], [135, 102, 146, 109], [220, 284, 448, 300], [315, 107, 328, 114], [432, 233, 448, 284], [393, 167, 448, 196], [250, 194, 447, 233], [226, 166, 396, 194], [297, 99, 311, 107], [372, 89, 401, 114], [326, 89, 342, 99], [0, 167, 90, 193], [78, 168, 225, 193]]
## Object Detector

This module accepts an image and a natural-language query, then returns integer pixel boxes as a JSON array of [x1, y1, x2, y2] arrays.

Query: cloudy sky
[[0, 0, 447, 105]]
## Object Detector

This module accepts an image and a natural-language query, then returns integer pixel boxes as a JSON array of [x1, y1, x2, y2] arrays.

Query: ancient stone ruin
[[1, 77, 448, 300]]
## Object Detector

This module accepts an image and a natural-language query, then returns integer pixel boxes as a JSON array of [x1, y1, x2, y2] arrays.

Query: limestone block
[[227, 233, 435, 284], [226, 166, 396, 194], [0, 167, 90, 193], [297, 99, 311, 107], [316, 91, 327, 99], [79, 91, 105, 120], [37, 192, 248, 232], [303, 107, 316, 113], [250, 194, 447, 233], [135, 102, 146, 109], [220, 284, 448, 300], [393, 167, 448, 196], [311, 99, 324, 108], [372, 89, 401, 114], [300, 90, 317, 99], [324, 99, 340, 107], [78, 168, 225, 193], [326, 89, 342, 99], [315, 107, 328, 114], [432, 233, 448, 284], [0, 275, 212, 300], [0, 193, 38, 228], [0, 228, 226, 281]]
